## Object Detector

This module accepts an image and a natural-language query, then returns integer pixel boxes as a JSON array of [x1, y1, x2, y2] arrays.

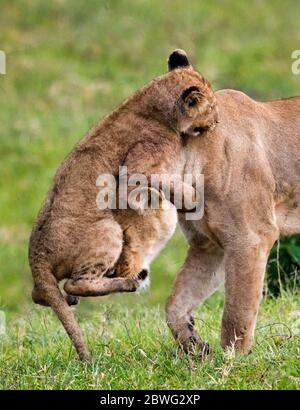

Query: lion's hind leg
[[64, 274, 140, 297], [32, 286, 79, 306], [64, 217, 130, 296]]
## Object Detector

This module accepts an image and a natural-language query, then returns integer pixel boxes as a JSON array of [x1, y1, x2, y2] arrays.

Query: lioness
[[29, 50, 218, 361], [166, 53, 300, 356]]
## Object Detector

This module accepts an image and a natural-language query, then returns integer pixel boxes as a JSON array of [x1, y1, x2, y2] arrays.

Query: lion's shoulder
[[214, 89, 258, 127], [215, 89, 255, 104]]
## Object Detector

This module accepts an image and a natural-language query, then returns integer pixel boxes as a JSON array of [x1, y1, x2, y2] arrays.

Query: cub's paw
[[114, 256, 141, 280], [65, 293, 80, 306], [136, 269, 150, 292], [115, 261, 132, 278]]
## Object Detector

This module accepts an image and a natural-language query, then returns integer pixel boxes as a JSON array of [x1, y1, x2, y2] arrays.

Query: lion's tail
[[31, 264, 90, 361]]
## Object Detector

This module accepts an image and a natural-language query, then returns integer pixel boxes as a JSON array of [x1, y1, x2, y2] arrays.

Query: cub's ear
[[181, 86, 204, 107], [168, 49, 191, 71]]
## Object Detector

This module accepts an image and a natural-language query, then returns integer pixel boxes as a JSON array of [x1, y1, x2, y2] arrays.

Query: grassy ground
[[0, 0, 300, 389], [1, 292, 299, 389]]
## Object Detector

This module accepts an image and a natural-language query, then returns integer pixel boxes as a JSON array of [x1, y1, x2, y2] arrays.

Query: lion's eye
[[188, 98, 197, 107]]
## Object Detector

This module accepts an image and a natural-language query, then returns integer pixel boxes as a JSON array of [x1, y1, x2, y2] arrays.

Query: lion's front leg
[[114, 225, 142, 279], [221, 229, 278, 353], [165, 241, 224, 357]]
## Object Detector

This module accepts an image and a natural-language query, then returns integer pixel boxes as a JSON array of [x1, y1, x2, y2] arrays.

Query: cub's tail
[[32, 266, 90, 361]]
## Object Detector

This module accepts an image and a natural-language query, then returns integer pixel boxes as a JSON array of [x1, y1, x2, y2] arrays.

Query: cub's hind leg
[[32, 286, 79, 306], [64, 276, 139, 296], [72, 218, 123, 278], [64, 218, 140, 297]]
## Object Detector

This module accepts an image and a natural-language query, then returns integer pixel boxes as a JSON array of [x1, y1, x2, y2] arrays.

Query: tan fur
[[29, 51, 217, 361], [114, 195, 177, 279], [166, 80, 300, 356]]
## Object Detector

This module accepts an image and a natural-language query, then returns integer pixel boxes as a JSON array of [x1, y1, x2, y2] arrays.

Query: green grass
[[1, 292, 300, 389], [0, 0, 300, 389]]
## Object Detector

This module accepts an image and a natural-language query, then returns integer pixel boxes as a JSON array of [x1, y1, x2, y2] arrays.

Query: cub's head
[[141, 49, 218, 137], [168, 49, 219, 136]]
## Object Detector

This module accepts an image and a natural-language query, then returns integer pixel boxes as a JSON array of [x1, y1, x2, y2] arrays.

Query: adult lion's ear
[[181, 86, 204, 108], [168, 49, 191, 71]]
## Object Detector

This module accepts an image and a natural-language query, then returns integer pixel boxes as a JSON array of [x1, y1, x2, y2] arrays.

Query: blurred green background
[[1, 0, 300, 315]]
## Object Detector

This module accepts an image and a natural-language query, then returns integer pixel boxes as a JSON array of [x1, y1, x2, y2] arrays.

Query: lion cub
[[29, 49, 218, 360], [64, 191, 177, 295]]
